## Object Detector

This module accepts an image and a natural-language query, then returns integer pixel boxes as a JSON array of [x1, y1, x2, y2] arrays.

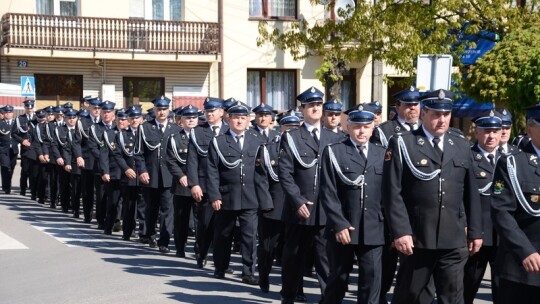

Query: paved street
[[0, 161, 494, 304]]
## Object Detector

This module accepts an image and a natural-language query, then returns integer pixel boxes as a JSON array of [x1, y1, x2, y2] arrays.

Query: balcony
[[1, 13, 220, 60]]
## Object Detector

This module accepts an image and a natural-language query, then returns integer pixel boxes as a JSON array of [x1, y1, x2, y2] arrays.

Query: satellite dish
[[319, 0, 331, 5], [334, 0, 356, 21]]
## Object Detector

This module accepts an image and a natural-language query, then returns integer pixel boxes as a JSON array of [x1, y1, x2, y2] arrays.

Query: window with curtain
[[153, 0, 164, 20], [170, 0, 182, 21], [59, 0, 78, 16], [36, 0, 53, 14], [249, 0, 296, 18], [247, 70, 296, 111]]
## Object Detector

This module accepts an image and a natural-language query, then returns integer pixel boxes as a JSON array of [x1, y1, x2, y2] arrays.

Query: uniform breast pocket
[[453, 158, 468, 173], [521, 182, 540, 206]]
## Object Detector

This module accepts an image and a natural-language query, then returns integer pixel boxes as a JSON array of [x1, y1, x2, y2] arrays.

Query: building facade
[[0, 0, 397, 116]]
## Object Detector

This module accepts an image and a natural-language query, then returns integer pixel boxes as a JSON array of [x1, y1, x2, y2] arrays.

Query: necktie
[[487, 154, 495, 168], [212, 126, 219, 136], [432, 137, 442, 160], [358, 145, 367, 162], [498, 146, 505, 155], [312, 128, 319, 146], [94, 118, 98, 124], [236, 134, 243, 150], [262, 129, 268, 140], [159, 124, 164, 134], [406, 122, 416, 131]]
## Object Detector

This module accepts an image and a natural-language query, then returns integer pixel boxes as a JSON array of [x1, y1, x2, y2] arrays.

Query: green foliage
[[258, 0, 540, 111], [464, 24, 540, 132]]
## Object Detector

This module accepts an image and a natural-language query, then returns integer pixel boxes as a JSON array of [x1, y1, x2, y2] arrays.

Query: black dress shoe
[[112, 221, 122, 232], [97, 223, 104, 230], [158, 246, 170, 253], [148, 237, 157, 248], [49, 204, 56, 209], [175, 251, 186, 258], [84, 217, 92, 223], [196, 258, 207, 268], [5, 190, 10, 194], [104, 230, 112, 235], [241, 275, 259, 285], [225, 268, 234, 274], [213, 272, 225, 279], [73, 212, 80, 219], [122, 235, 130, 241], [259, 279, 269, 293], [295, 293, 307, 303], [139, 236, 149, 244]]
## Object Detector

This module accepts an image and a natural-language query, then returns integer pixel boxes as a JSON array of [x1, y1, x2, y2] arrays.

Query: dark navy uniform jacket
[[187, 122, 229, 193], [77, 117, 97, 171], [250, 125, 280, 143], [135, 119, 181, 189], [382, 128, 483, 249], [0, 120, 18, 166], [99, 126, 122, 180], [207, 129, 265, 210], [491, 142, 540, 287], [167, 129, 191, 196], [255, 135, 286, 220], [320, 139, 386, 246], [370, 117, 413, 147], [32, 121, 51, 161], [113, 128, 139, 186], [12, 115, 36, 159], [56, 125, 83, 175], [278, 124, 341, 226]]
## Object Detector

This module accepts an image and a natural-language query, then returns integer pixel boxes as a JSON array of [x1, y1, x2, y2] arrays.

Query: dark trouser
[[380, 243, 399, 304], [497, 279, 540, 304], [1, 150, 16, 193], [280, 224, 330, 301], [36, 162, 48, 201], [94, 175, 106, 226], [121, 184, 144, 239], [104, 179, 121, 233], [257, 217, 284, 285], [173, 195, 194, 254], [81, 169, 95, 222], [392, 247, 469, 304], [142, 187, 173, 247], [58, 165, 71, 210], [20, 155, 31, 195], [213, 208, 258, 276], [196, 196, 215, 260], [463, 245, 498, 304], [70, 173, 82, 215], [47, 163, 58, 205], [323, 239, 383, 304]]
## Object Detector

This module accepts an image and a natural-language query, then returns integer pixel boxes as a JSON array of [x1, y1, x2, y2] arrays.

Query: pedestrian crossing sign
[[21, 76, 35, 97]]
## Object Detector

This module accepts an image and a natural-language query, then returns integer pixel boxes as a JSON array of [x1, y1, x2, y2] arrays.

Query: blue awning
[[452, 96, 493, 117]]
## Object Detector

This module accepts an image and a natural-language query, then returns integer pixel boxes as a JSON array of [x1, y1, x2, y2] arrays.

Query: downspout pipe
[[218, 0, 224, 98]]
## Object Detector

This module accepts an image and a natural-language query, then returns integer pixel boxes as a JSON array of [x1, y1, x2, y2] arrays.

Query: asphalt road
[[0, 161, 494, 304]]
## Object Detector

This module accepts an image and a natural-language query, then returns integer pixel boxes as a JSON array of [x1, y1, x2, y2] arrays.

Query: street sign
[[21, 76, 35, 97], [416, 54, 453, 92]]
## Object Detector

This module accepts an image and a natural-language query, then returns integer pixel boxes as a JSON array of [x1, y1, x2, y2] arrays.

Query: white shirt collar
[[397, 116, 418, 131], [477, 145, 496, 160], [303, 121, 319, 133], [422, 125, 445, 151], [532, 143, 540, 159]]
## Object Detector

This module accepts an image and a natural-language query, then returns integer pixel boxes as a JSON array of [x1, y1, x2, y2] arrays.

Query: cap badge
[[438, 89, 445, 99], [310, 87, 316, 93], [358, 105, 363, 111], [502, 109, 507, 115], [409, 86, 415, 91], [490, 110, 494, 117]]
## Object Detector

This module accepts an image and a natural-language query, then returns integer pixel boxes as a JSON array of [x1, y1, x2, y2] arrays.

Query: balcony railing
[[1, 13, 220, 55]]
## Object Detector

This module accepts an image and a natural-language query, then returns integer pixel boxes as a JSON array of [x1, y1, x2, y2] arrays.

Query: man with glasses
[[322, 98, 346, 140]]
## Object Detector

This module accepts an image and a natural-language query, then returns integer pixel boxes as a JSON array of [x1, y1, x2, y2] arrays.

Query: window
[[36, 0, 79, 16], [249, 0, 296, 19], [153, 0, 164, 20], [170, 0, 182, 21], [36, 0, 53, 14], [325, 69, 356, 110], [247, 70, 296, 111], [35, 74, 83, 103], [123, 77, 165, 106]]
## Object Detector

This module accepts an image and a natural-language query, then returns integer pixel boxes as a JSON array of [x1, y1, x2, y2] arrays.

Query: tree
[[464, 24, 540, 132], [257, 0, 540, 98]]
